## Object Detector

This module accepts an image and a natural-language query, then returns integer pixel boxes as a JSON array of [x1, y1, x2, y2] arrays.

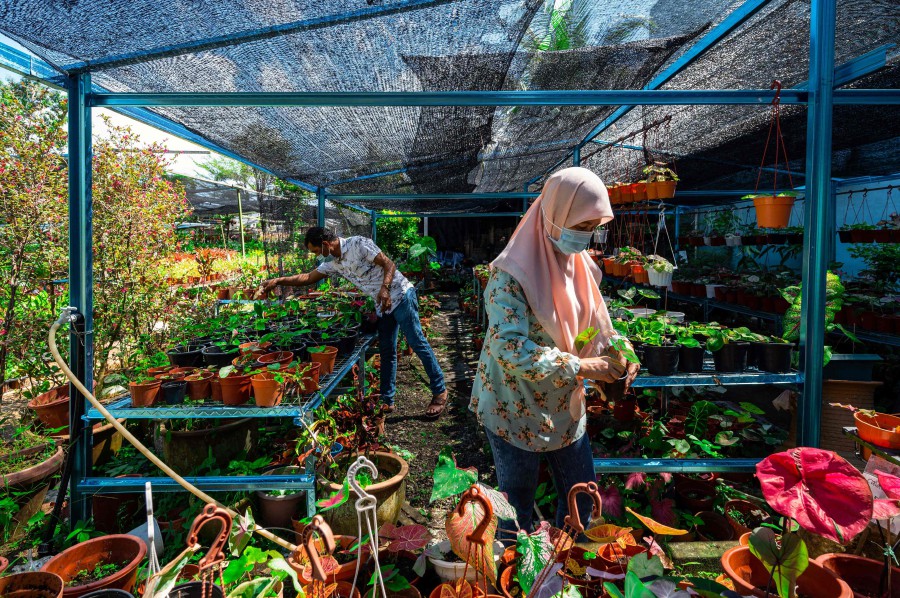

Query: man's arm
[[372, 252, 396, 312], [259, 269, 327, 296]]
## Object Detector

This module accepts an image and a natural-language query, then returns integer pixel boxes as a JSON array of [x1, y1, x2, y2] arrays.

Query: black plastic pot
[[631, 341, 646, 363], [201, 345, 240, 367], [81, 590, 135, 598], [643, 345, 680, 376], [757, 342, 795, 373], [167, 344, 206, 367], [333, 331, 359, 356], [161, 380, 188, 405], [712, 343, 750, 373], [746, 342, 765, 369], [678, 344, 705, 373], [170, 582, 225, 598]]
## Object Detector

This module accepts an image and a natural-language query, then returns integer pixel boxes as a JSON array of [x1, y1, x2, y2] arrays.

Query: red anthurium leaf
[[873, 499, 900, 520], [387, 524, 430, 552], [756, 448, 873, 544], [877, 470, 900, 500]]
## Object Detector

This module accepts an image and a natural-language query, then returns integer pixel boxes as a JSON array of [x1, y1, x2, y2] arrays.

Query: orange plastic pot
[[753, 195, 795, 229], [239, 341, 271, 357], [128, 380, 160, 407], [185, 371, 214, 401], [296, 362, 322, 393], [309, 346, 338, 374], [648, 180, 677, 199], [41, 534, 147, 598], [219, 373, 251, 406], [257, 351, 295, 368], [631, 182, 648, 202], [721, 546, 851, 598], [855, 411, 900, 450], [608, 185, 622, 203], [250, 372, 283, 407], [209, 375, 222, 402]]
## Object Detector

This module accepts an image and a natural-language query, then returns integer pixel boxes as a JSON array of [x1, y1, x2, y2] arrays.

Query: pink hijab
[[493, 167, 616, 359]]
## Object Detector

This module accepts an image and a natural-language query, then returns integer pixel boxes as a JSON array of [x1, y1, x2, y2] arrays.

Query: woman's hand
[[579, 356, 627, 383]]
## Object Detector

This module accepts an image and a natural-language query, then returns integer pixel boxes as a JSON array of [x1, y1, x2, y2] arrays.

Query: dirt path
[[384, 291, 496, 539]]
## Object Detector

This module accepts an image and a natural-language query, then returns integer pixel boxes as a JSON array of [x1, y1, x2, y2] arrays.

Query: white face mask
[[543, 209, 594, 255]]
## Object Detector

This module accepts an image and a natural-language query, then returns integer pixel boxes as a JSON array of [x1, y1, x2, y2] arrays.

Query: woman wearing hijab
[[470, 167, 640, 535]]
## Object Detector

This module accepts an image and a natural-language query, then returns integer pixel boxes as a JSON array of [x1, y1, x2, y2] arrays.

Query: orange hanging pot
[[752, 195, 795, 229]]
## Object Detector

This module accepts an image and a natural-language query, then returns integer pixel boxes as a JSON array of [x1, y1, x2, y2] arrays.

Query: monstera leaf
[[446, 499, 498, 583], [431, 447, 478, 502], [515, 521, 554, 595], [756, 448, 872, 544]]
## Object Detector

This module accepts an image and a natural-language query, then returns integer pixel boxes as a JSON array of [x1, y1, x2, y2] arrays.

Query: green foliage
[[430, 446, 478, 502], [375, 212, 421, 261], [749, 528, 808, 598]]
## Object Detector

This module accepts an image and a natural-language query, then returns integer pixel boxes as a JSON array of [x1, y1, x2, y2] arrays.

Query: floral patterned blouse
[[469, 268, 585, 452]]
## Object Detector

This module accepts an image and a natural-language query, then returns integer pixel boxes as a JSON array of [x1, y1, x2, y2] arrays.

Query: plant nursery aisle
[[382, 292, 496, 539]]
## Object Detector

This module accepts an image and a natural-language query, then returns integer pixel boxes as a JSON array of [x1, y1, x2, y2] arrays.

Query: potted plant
[[217, 365, 252, 406], [161, 379, 188, 405], [642, 161, 679, 199], [673, 326, 705, 373], [706, 327, 765, 373], [632, 319, 679, 376], [308, 345, 338, 375], [41, 534, 147, 598], [745, 190, 800, 229], [2, 426, 64, 545], [646, 255, 674, 287], [0, 572, 65, 598], [128, 371, 160, 407]]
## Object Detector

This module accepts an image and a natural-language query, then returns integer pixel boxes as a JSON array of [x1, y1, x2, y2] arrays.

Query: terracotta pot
[[128, 380, 160, 407], [3, 443, 64, 488], [296, 362, 322, 394], [499, 566, 518, 598], [147, 366, 173, 377], [318, 452, 409, 536], [27, 385, 71, 431], [753, 195, 795, 229], [855, 411, 900, 450], [41, 534, 147, 598], [721, 546, 851, 597], [309, 346, 338, 375], [694, 510, 735, 541], [159, 418, 255, 475], [0, 571, 64, 598], [724, 499, 770, 537], [653, 180, 677, 199], [288, 534, 361, 584], [815, 553, 900, 598], [257, 351, 295, 368], [0, 444, 63, 548], [209, 376, 222, 402], [250, 372, 283, 407], [239, 341, 271, 356], [185, 371, 214, 401], [169, 581, 224, 598], [219, 373, 251, 406]]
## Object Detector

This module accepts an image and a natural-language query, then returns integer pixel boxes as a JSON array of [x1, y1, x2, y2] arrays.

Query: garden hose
[[48, 307, 297, 553]]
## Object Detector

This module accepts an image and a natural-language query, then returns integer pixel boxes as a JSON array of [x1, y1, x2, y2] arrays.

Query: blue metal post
[[317, 188, 325, 228], [371, 211, 378, 242], [67, 73, 94, 523], [674, 206, 681, 251], [798, 0, 836, 447], [573, 147, 581, 166]]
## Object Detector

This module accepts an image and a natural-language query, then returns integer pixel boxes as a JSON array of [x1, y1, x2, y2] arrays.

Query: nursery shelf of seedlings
[[83, 334, 376, 421]]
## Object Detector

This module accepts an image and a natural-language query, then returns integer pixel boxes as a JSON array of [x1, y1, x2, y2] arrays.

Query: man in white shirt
[[259, 227, 448, 419]]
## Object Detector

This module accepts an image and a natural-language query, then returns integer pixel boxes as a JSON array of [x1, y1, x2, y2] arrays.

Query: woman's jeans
[[378, 288, 446, 404], [485, 427, 597, 539]]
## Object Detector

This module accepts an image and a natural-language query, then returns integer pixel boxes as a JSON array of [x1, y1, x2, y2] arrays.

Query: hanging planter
[[750, 192, 798, 229]]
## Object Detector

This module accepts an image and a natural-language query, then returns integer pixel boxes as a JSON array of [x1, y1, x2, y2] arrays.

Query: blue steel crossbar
[[328, 193, 539, 201], [76, 475, 315, 493], [61, 0, 461, 74], [89, 89, 816, 107], [594, 458, 759, 473]]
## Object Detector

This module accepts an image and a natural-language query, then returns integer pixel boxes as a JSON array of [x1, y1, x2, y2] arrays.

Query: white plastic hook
[[348, 456, 387, 598], [146, 482, 161, 577]]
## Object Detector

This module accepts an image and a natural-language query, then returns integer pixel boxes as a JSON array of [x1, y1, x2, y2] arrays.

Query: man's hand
[[376, 285, 392, 312], [578, 355, 627, 383], [256, 278, 279, 299]]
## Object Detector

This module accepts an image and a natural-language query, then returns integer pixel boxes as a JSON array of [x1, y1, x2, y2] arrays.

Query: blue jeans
[[485, 427, 597, 539], [378, 288, 445, 404]]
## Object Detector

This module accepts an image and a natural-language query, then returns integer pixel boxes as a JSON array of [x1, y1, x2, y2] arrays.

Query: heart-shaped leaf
[[646, 578, 691, 598], [477, 483, 518, 526], [225, 578, 278, 598], [585, 524, 634, 544], [431, 447, 478, 502], [756, 448, 872, 544], [748, 528, 808, 598], [515, 521, 554, 595], [627, 552, 664, 581], [302, 555, 340, 581], [531, 563, 564, 598], [686, 576, 738, 598], [877, 470, 900, 500], [386, 524, 430, 552], [626, 507, 689, 536], [873, 499, 900, 520], [446, 499, 498, 583], [317, 478, 350, 512]]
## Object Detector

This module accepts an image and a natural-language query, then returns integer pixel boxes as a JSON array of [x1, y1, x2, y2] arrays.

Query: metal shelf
[[707, 299, 783, 324], [594, 457, 760, 473], [853, 330, 900, 348], [633, 368, 802, 387], [842, 427, 900, 467], [665, 291, 708, 307], [84, 335, 375, 420]]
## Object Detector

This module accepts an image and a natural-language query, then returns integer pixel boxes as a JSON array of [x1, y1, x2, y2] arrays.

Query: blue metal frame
[[327, 193, 539, 201], [797, 0, 837, 448], [594, 458, 760, 474], [61, 0, 460, 74], [316, 187, 325, 227], [67, 72, 94, 523]]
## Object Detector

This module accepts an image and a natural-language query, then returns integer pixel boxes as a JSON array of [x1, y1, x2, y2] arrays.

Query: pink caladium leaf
[[379, 522, 399, 539], [445, 498, 498, 583], [598, 484, 623, 521], [387, 524, 430, 552], [625, 472, 646, 491], [302, 555, 340, 581], [873, 499, 900, 520], [877, 470, 900, 500], [650, 498, 677, 527], [477, 483, 518, 526], [317, 478, 351, 512], [756, 448, 873, 544]]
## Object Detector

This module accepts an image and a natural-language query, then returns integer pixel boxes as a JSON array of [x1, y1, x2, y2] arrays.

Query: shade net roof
[[2, 0, 897, 212]]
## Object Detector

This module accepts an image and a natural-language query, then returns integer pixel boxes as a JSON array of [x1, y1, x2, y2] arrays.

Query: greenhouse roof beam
[[60, 0, 461, 74], [795, 43, 895, 90], [90, 89, 820, 107]]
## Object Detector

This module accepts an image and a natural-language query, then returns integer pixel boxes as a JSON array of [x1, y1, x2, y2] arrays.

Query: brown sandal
[[424, 391, 448, 420]]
